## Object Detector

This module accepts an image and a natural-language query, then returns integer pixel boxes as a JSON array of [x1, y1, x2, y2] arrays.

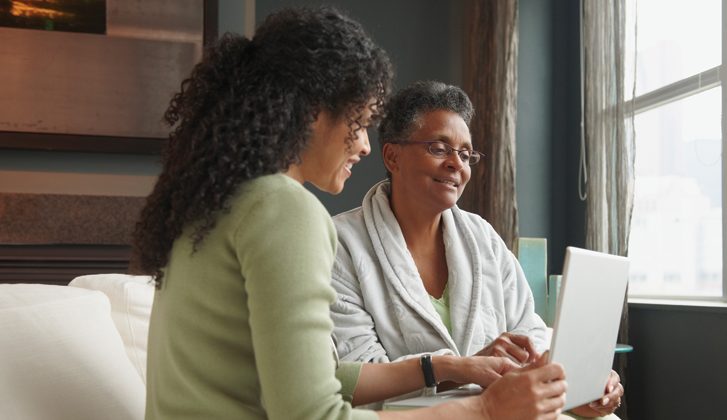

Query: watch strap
[[419, 354, 437, 389]]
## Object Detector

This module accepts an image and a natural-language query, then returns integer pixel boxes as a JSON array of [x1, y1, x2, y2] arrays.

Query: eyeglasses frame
[[393, 140, 483, 166]]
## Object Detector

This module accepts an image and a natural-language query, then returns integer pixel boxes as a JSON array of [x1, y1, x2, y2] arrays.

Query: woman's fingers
[[509, 334, 539, 363], [604, 383, 622, 403], [522, 350, 549, 369], [539, 391, 567, 412], [479, 333, 538, 365], [479, 359, 567, 420], [490, 341, 530, 364], [539, 376, 569, 399], [589, 381, 623, 414], [605, 370, 620, 393], [484, 355, 521, 375], [525, 361, 566, 385]]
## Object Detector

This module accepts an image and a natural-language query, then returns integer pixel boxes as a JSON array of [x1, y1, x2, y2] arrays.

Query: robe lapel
[[361, 181, 458, 353], [443, 207, 483, 355]]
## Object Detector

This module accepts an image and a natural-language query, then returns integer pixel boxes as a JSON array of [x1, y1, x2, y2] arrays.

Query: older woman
[[331, 80, 623, 419]]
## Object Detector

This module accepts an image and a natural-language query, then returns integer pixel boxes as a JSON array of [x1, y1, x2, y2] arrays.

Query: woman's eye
[[431, 145, 448, 155]]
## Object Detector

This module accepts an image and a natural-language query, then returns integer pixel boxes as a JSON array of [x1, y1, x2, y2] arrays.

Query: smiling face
[[384, 109, 472, 213], [293, 105, 373, 195]]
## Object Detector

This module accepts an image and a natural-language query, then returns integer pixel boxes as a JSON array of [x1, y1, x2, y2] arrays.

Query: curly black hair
[[377, 80, 473, 178], [132, 7, 393, 284]]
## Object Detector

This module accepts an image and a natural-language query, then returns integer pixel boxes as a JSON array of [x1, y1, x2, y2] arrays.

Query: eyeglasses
[[395, 140, 483, 166]]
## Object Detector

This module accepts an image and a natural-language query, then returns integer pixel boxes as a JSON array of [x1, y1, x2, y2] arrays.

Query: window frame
[[625, 0, 726, 302]]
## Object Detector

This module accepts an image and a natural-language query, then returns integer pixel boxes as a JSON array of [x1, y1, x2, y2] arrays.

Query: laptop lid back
[[549, 246, 630, 410]]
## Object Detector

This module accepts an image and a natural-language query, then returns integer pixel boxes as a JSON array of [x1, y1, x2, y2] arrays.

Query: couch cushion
[[69, 274, 154, 384], [0, 284, 145, 420]]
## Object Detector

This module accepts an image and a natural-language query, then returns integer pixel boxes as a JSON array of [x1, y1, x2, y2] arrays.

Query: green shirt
[[428, 284, 452, 334], [146, 174, 376, 420]]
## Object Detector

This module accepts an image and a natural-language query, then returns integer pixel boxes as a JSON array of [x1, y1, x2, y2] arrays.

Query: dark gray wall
[[254, 0, 464, 216], [518, 0, 585, 272], [548, 0, 586, 274], [218, 0, 247, 35], [0, 150, 158, 176], [0, 149, 160, 195], [628, 304, 727, 419], [516, 0, 552, 240]]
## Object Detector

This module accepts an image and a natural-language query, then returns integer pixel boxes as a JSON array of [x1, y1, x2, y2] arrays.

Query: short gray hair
[[378, 80, 474, 149]]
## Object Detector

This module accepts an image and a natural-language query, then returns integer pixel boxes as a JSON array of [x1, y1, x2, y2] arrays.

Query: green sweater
[[146, 174, 377, 420]]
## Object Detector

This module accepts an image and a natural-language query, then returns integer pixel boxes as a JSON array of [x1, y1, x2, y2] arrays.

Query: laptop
[[384, 246, 629, 411], [382, 385, 483, 410], [549, 246, 630, 410]]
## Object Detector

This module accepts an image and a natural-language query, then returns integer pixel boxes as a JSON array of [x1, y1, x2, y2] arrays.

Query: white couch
[[0, 274, 155, 420]]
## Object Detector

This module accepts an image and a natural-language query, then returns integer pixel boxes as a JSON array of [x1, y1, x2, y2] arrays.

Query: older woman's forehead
[[409, 111, 472, 146]]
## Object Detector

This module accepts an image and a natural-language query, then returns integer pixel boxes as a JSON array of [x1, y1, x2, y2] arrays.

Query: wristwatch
[[420, 354, 437, 396]]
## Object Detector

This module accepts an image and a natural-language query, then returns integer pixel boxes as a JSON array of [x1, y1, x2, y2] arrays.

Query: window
[[626, 0, 723, 298]]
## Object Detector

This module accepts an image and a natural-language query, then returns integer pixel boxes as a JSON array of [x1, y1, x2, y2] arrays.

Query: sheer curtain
[[460, 0, 519, 250], [582, 0, 636, 418]]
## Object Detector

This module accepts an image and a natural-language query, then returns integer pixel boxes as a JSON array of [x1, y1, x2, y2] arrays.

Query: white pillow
[[69, 274, 154, 384], [0, 284, 146, 420]]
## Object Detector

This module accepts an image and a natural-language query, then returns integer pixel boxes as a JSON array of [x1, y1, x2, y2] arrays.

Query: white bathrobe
[[331, 180, 548, 362]]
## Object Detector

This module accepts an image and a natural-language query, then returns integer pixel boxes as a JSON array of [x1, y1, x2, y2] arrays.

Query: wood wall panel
[[0, 245, 131, 285]]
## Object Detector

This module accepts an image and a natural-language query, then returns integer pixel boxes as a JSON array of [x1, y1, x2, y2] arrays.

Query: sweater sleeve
[[236, 183, 377, 420], [335, 362, 364, 403]]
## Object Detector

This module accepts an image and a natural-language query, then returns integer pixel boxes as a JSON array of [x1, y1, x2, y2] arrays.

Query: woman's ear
[[310, 109, 327, 130], [382, 143, 399, 174]]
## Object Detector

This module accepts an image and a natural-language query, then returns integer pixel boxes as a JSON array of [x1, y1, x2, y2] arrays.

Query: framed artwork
[[0, 0, 218, 154]]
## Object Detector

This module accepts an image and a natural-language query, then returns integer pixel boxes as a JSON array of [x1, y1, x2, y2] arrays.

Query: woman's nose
[[446, 151, 466, 170], [359, 130, 371, 156]]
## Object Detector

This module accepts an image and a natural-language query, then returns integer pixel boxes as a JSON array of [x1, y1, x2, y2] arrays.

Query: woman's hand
[[354, 354, 516, 406], [569, 370, 624, 418], [475, 332, 539, 365], [479, 352, 567, 420], [435, 355, 520, 389]]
